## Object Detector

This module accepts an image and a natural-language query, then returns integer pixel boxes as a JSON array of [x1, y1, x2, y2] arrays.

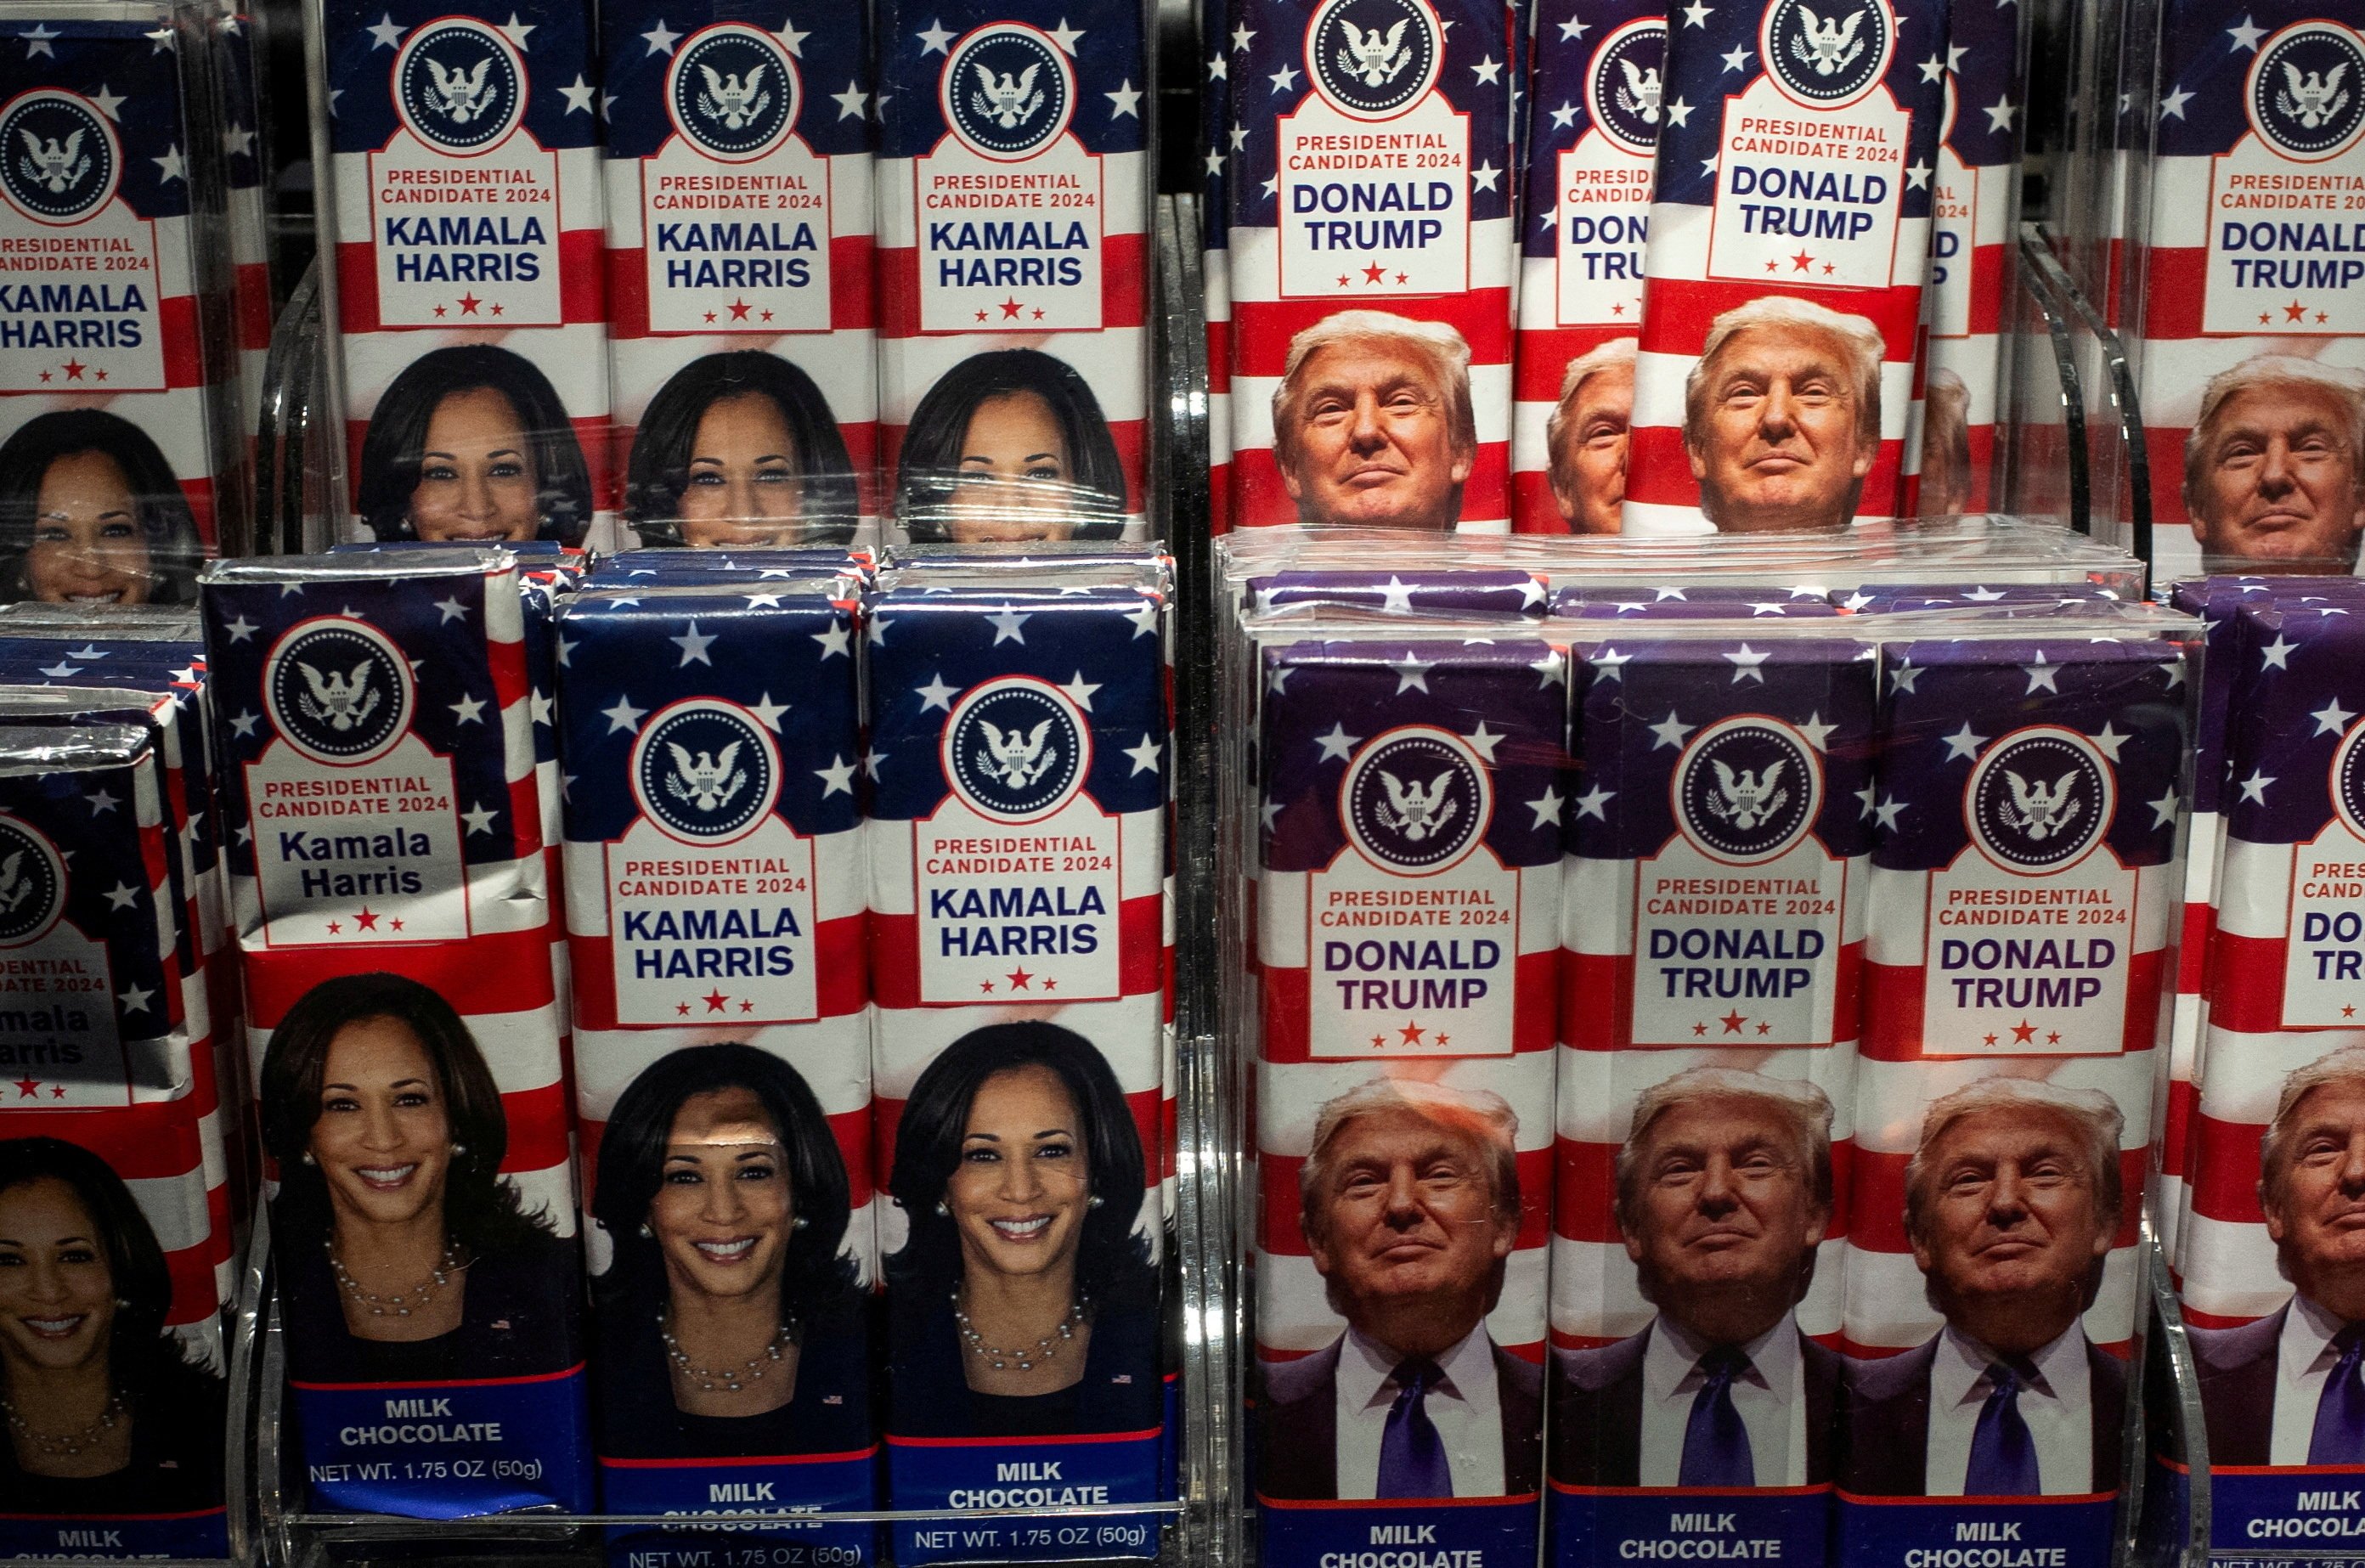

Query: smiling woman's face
[[944, 391, 1081, 543], [648, 1086, 794, 1304], [945, 1064, 1091, 1280], [408, 386, 542, 543], [308, 1016, 454, 1233], [676, 392, 810, 545], [0, 1176, 116, 1379], [26, 449, 152, 606]]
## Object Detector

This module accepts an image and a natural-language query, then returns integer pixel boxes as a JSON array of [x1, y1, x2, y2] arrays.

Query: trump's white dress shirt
[[1635, 1313, 1809, 1488], [1333, 1324, 1505, 1499], [1925, 1324, 2094, 1497]]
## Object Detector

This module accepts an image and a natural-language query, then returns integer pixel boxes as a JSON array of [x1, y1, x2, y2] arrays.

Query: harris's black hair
[[624, 352, 859, 545], [0, 410, 200, 605], [355, 345, 593, 544], [895, 349, 1126, 540]]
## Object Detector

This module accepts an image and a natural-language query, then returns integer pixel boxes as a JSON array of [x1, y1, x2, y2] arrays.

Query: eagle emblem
[[2278, 60, 2351, 129], [1705, 758, 1789, 832], [1376, 770, 1458, 842], [977, 719, 1057, 790], [665, 742, 747, 813], [1336, 18, 1414, 87], [16, 128, 87, 195], [1789, 6, 1865, 76], [0, 851, 31, 917], [970, 62, 1044, 130], [296, 662, 381, 733], [697, 62, 772, 130], [425, 54, 497, 124], [2001, 770, 2081, 842], [1615, 56, 1662, 122]]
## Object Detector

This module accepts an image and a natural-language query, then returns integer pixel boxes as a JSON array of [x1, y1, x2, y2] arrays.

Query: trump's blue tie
[[1679, 1346, 1756, 1487], [2309, 1325, 2365, 1464], [1377, 1357, 1453, 1498], [1965, 1362, 2041, 1497]]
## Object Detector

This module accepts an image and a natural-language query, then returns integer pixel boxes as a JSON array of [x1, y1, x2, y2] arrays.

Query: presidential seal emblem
[[262, 618, 415, 767], [2248, 21, 2365, 163], [1586, 19, 1667, 158], [1341, 727, 1489, 872], [669, 23, 801, 162], [393, 18, 527, 155], [1306, 0, 1443, 120], [1966, 726, 2114, 872], [1760, 0, 1893, 111], [940, 24, 1073, 160], [1673, 717, 1820, 864], [632, 699, 782, 843], [0, 91, 118, 225], [944, 675, 1090, 821], [0, 815, 67, 949]]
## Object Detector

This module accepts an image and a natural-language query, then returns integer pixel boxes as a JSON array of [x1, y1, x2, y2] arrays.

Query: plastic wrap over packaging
[[1619, 0, 1950, 533], [1253, 637, 1559, 1565], [1226, 0, 1518, 531], [214, 0, 273, 451], [601, 0, 879, 550], [1203, 0, 1233, 533], [873, 0, 1150, 543], [200, 551, 591, 1517], [863, 585, 1168, 1562], [1510, 0, 1662, 534]]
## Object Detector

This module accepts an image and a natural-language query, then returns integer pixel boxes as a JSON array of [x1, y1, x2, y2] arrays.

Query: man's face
[[1282, 341, 1472, 530], [1623, 1093, 1826, 1306], [2190, 382, 2365, 569], [1686, 325, 1875, 533], [1911, 1108, 2111, 1331], [1550, 363, 1632, 534], [2264, 1081, 2365, 1288], [1305, 1107, 1515, 1328]]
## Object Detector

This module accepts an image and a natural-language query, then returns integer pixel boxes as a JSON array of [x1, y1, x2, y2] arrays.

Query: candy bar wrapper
[[1250, 638, 1557, 1566], [311, 0, 611, 545], [214, 0, 273, 451], [1619, 0, 1950, 533], [199, 551, 593, 1517], [2134, 0, 2365, 578], [1226, 0, 1518, 531], [601, 0, 879, 550], [1250, 567, 1550, 616], [1834, 633, 2186, 1560], [864, 585, 1168, 1562], [0, 4, 235, 576], [1510, 0, 1661, 533], [873, 0, 1151, 542], [1549, 637, 1867, 1563], [551, 587, 878, 1557], [1203, 0, 1233, 533], [1550, 594, 1842, 619]]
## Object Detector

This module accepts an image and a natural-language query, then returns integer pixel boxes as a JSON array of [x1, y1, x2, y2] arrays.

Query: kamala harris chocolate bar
[[1618, 0, 1950, 533], [1511, 0, 1662, 533], [601, 0, 878, 549], [310, 0, 611, 545], [863, 584, 1168, 1561], [199, 551, 591, 1518], [1252, 636, 1558, 1567]]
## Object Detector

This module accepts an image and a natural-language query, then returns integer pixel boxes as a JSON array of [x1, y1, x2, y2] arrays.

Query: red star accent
[[1432, 1033, 1449, 1047], [1791, 250, 1814, 272], [2287, 298, 2309, 322], [2046, 1030, 2062, 1045], [1041, 978, 1057, 991], [1983, 1033, 1998, 1046], [1720, 1010, 1747, 1034], [1371, 1035, 1386, 1049], [2345, 1005, 2357, 1018], [1765, 259, 1780, 273], [489, 302, 504, 316], [390, 917, 404, 931], [354, 907, 379, 932], [999, 296, 1024, 319], [1822, 262, 1835, 275], [1339, 274, 1352, 287], [979, 979, 996, 994], [1363, 262, 1386, 283], [760, 309, 774, 322], [1006, 967, 1034, 990], [14, 1077, 37, 1098], [1757, 1021, 1773, 1035], [729, 298, 753, 321], [740, 999, 755, 1012], [434, 303, 448, 317], [705, 310, 719, 323], [976, 308, 989, 321], [457, 292, 480, 315], [2010, 1018, 2037, 1044], [325, 921, 341, 934], [703, 989, 730, 1012], [36, 369, 48, 382], [49, 1084, 61, 1097], [1032, 307, 1045, 320], [1397, 1021, 1426, 1045], [61, 358, 83, 380], [2321, 311, 2332, 324], [677, 1001, 692, 1017], [2262, 311, 2275, 324], [1693, 1021, 1708, 1035], [93, 369, 106, 381], [1395, 272, 1408, 284]]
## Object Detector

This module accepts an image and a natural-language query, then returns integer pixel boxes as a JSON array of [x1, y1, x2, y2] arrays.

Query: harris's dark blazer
[[1548, 1317, 1842, 1486], [1255, 1334, 1544, 1500], [2190, 1303, 2300, 1467], [1837, 1333, 2127, 1496]]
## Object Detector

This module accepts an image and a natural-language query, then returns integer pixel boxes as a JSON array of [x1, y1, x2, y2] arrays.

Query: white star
[[916, 17, 952, 53], [449, 693, 486, 725], [1649, 710, 1696, 751], [1947, 42, 1968, 71], [1557, 14, 1589, 39], [1983, 93, 2018, 133], [2263, 636, 2297, 670], [773, 16, 809, 54], [2023, 656, 2060, 693], [1942, 722, 1988, 761], [1205, 149, 1223, 176], [1269, 62, 1300, 93], [1377, 575, 1415, 612], [600, 91, 615, 117], [1889, 659, 1923, 695], [1472, 160, 1501, 191], [496, 13, 534, 49], [145, 22, 175, 48], [531, 690, 552, 727], [154, 144, 185, 183], [1391, 653, 1431, 693], [1906, 158, 1931, 189], [642, 19, 681, 53], [1047, 16, 1085, 51], [104, 883, 137, 911], [2240, 769, 2274, 804], [1127, 598, 1160, 639], [672, 621, 716, 665], [1209, 51, 1227, 78], [2227, 14, 2264, 51], [560, 73, 595, 113], [1798, 713, 1837, 753], [1125, 736, 1162, 776], [1061, 672, 1103, 711], [1268, 665, 1292, 695], [224, 615, 257, 644], [603, 695, 646, 734], [229, 709, 259, 738], [1106, 78, 1142, 116], [1856, 785, 1878, 821], [1233, 22, 1254, 50], [1314, 723, 1363, 763], [916, 674, 959, 713], [1721, 43, 1749, 70], [118, 984, 153, 1013], [1465, 722, 1504, 763], [866, 613, 891, 647], [1262, 174, 1278, 200], [1527, 787, 1564, 829], [90, 85, 125, 121], [986, 608, 1031, 645], [434, 595, 467, 624], [2159, 660, 2186, 689], [1665, 96, 1693, 127], [1472, 54, 1502, 82], [1702, 155, 1720, 175], [1681, 0, 1712, 22], [1550, 99, 1577, 127], [811, 622, 852, 660], [815, 754, 856, 797], [85, 789, 117, 815], [556, 636, 576, 668], [38, 662, 82, 679], [744, 592, 784, 610], [364, 13, 401, 48], [748, 693, 790, 730], [1724, 644, 1770, 683], [2149, 788, 2181, 830], [833, 80, 869, 118], [1574, 784, 1614, 821], [2086, 723, 2128, 763], [2159, 84, 2192, 120], [2317, 699, 2359, 738], [1919, 50, 1944, 81], [864, 749, 888, 779], [463, 802, 499, 835], [1519, 578, 1547, 608], [1874, 796, 1907, 831], [1261, 798, 1281, 832], [1587, 647, 1627, 681]]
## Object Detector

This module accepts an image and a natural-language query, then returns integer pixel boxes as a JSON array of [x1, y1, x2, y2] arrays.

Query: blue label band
[[1259, 1494, 1541, 1568], [889, 1430, 1160, 1564], [2211, 1464, 2365, 1554], [0, 1510, 229, 1560], [293, 1364, 595, 1516], [601, 1449, 881, 1568], [1550, 1484, 1830, 1565], [1835, 1492, 2115, 1565]]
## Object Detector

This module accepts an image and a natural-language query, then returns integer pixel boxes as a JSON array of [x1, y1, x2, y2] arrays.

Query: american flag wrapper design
[[1512, 0, 1662, 533], [1203, 0, 1233, 533], [313, 0, 611, 545], [873, 0, 1150, 541], [1618, 0, 1950, 533], [601, 0, 879, 548], [1253, 636, 1559, 1564], [215, 2, 273, 456], [1249, 567, 1550, 616], [200, 551, 593, 1518], [863, 584, 1168, 1561], [1225, 0, 1519, 531]]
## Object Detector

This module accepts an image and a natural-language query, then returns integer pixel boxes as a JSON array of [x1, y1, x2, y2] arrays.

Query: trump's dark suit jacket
[[1548, 1317, 1843, 1486], [1254, 1334, 1544, 1500], [2188, 1302, 2337, 1467], [1837, 1333, 2127, 1496]]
